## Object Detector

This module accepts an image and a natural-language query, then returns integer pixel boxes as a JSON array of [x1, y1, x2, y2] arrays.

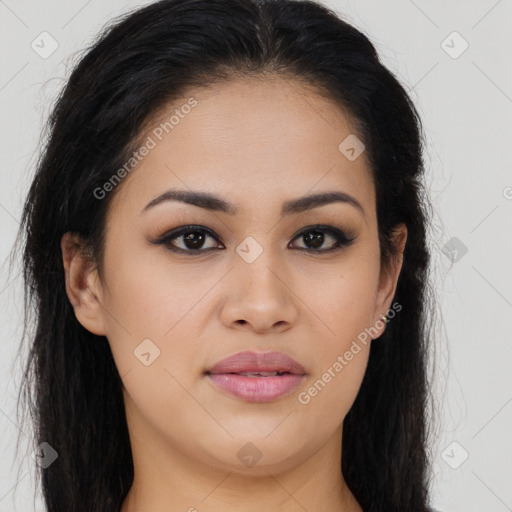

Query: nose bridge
[[234, 234, 285, 297]]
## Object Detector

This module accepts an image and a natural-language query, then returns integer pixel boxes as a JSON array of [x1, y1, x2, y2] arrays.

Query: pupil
[[184, 231, 204, 249], [304, 230, 324, 249]]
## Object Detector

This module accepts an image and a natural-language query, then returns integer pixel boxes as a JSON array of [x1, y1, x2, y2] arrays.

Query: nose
[[219, 251, 298, 334]]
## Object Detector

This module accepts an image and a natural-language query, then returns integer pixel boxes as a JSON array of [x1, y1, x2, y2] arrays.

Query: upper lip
[[205, 350, 307, 375]]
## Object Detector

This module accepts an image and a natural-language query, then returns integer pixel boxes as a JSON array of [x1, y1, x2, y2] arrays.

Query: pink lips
[[205, 350, 307, 403]]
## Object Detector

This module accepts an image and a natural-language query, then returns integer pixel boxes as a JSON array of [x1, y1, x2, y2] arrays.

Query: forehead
[[109, 76, 375, 221]]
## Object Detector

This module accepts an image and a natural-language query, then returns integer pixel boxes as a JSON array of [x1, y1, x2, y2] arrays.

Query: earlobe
[[61, 232, 107, 336]]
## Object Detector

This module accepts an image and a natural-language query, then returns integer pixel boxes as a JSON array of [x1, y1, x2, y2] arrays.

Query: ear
[[371, 223, 407, 339], [61, 232, 107, 336]]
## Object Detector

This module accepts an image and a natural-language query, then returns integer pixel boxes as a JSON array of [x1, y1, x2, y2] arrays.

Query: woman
[[15, 0, 438, 510]]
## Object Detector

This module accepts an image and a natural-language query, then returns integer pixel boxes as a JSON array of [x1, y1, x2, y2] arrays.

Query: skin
[[62, 75, 407, 512]]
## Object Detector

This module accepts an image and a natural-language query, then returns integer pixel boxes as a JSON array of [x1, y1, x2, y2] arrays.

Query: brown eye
[[301, 229, 328, 250], [178, 231, 209, 250], [289, 225, 356, 253], [151, 225, 224, 253]]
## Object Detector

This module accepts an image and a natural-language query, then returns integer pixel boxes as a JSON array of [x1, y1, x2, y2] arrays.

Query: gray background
[[1, 1, 511, 511]]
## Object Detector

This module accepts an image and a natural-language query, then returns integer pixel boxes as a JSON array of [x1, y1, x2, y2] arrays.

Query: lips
[[204, 350, 307, 402], [205, 350, 307, 376]]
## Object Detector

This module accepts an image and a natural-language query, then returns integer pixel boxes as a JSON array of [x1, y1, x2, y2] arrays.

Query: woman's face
[[67, 76, 406, 476]]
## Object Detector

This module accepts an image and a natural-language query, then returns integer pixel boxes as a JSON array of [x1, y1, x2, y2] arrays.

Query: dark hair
[[13, 0, 438, 510]]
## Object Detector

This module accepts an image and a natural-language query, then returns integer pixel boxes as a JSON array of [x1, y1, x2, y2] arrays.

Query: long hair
[[13, 0, 438, 510]]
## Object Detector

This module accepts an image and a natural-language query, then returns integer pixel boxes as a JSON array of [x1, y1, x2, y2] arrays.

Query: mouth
[[204, 350, 307, 402]]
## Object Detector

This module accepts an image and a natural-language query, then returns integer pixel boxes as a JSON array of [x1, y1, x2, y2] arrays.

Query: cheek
[[301, 256, 380, 347], [101, 236, 210, 334], [294, 256, 377, 411], [297, 295, 372, 430], [101, 249, 208, 432], [98, 240, 196, 376]]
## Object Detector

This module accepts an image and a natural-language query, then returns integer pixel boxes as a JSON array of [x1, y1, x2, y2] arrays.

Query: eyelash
[[150, 224, 357, 255]]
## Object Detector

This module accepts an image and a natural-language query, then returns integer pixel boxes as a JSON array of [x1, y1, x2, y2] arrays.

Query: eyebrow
[[141, 188, 365, 218]]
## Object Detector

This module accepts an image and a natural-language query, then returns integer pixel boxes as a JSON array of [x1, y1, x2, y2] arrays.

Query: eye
[[151, 225, 224, 253], [150, 223, 357, 255], [288, 224, 356, 253]]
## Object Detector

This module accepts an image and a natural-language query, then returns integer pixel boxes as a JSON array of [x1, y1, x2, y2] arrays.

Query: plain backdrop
[[1, 1, 511, 511]]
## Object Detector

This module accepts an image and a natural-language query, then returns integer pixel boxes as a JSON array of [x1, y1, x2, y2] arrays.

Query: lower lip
[[206, 373, 306, 402]]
